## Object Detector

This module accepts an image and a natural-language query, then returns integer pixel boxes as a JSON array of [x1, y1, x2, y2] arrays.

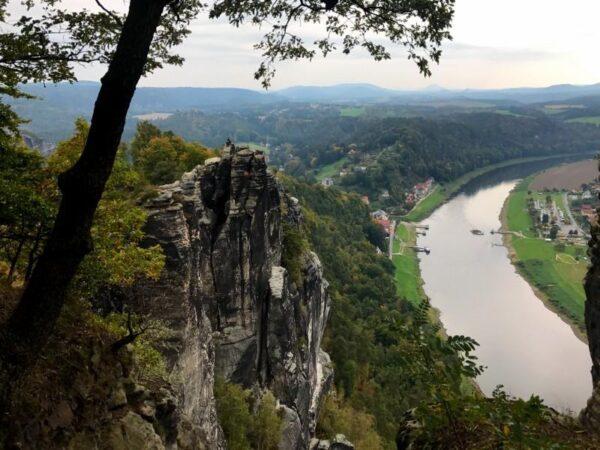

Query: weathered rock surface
[[130, 144, 332, 448], [310, 434, 355, 450], [583, 220, 600, 428]]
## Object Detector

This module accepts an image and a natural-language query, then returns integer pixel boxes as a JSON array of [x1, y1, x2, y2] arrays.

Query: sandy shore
[[499, 188, 588, 345]]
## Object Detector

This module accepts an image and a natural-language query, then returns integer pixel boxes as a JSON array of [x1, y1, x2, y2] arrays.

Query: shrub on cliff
[[214, 379, 283, 450]]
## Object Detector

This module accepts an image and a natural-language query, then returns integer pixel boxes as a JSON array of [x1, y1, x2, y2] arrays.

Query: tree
[[133, 131, 214, 185], [130, 121, 164, 164], [549, 224, 560, 240], [1, 0, 456, 390], [0, 144, 55, 283]]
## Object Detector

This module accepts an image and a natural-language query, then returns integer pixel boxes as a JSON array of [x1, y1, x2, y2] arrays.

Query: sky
[[59, 0, 600, 90]]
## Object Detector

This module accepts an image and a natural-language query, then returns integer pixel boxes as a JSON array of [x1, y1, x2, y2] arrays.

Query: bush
[[249, 391, 283, 450], [317, 392, 383, 450], [214, 380, 283, 450], [214, 379, 253, 450], [281, 223, 308, 285]]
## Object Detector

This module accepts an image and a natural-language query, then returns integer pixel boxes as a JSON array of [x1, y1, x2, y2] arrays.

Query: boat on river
[[471, 229, 484, 235]]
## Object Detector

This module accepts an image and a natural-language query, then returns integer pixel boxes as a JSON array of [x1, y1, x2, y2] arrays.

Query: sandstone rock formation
[[129, 143, 332, 448], [583, 220, 600, 428]]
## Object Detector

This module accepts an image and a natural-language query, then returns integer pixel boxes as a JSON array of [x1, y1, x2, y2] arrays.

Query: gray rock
[[129, 144, 332, 449], [331, 434, 354, 450]]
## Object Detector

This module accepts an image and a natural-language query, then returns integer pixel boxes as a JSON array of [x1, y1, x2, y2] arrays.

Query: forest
[[131, 108, 600, 210]]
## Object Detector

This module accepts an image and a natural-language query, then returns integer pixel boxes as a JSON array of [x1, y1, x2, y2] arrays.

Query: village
[[526, 182, 599, 243], [368, 177, 435, 236]]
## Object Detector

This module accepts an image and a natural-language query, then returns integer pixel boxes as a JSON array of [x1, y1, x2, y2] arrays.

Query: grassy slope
[[314, 157, 349, 181], [504, 178, 587, 333], [392, 223, 426, 305], [402, 154, 585, 223], [340, 106, 366, 117]]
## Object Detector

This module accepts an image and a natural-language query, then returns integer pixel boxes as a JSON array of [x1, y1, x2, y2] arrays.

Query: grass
[[566, 116, 600, 125], [504, 178, 587, 331], [340, 107, 366, 117], [494, 109, 527, 117], [314, 156, 349, 182], [401, 154, 589, 223], [392, 222, 426, 305]]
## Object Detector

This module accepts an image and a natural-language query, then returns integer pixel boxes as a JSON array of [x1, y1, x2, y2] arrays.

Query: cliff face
[[583, 221, 600, 427], [133, 144, 332, 448]]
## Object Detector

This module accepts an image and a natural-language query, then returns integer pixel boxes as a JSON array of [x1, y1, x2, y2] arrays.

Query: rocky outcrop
[[583, 220, 600, 428], [130, 143, 332, 448]]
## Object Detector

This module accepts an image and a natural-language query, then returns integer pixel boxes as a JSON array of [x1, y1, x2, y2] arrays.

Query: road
[[388, 219, 397, 259], [562, 192, 584, 236]]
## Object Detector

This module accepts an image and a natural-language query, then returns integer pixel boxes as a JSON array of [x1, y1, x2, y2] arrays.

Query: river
[[417, 158, 593, 413]]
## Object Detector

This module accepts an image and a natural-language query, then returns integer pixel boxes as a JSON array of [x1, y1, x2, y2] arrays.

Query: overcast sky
[[67, 0, 600, 90]]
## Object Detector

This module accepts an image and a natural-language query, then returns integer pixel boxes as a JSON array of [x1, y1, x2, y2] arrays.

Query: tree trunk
[[24, 224, 44, 281], [0, 0, 168, 385], [6, 238, 25, 284]]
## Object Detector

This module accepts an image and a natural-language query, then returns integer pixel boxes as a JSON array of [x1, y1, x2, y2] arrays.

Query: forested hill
[[126, 107, 600, 210], [328, 113, 600, 205]]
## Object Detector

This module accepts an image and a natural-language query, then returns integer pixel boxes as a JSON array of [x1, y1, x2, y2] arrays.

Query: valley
[[6, 1, 600, 447], [390, 157, 597, 412]]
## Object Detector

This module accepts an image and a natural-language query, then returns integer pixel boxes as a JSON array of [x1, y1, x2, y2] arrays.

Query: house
[[381, 190, 390, 199], [371, 209, 388, 221], [581, 204, 596, 222], [361, 196, 370, 205], [321, 177, 334, 187], [410, 177, 435, 202]]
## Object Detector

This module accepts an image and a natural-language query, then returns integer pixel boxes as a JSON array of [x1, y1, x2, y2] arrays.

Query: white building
[[321, 177, 334, 187]]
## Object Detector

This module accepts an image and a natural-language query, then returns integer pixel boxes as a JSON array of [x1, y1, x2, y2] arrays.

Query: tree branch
[[95, 0, 124, 27]]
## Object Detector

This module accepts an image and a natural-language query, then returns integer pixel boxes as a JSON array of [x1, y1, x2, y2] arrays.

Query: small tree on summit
[[0, 0, 456, 394]]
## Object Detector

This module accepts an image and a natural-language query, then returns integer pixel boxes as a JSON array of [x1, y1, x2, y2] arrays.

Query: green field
[[401, 154, 589, 223], [340, 106, 366, 117], [566, 116, 600, 125], [392, 223, 426, 305], [313, 157, 349, 182], [504, 178, 587, 332], [494, 109, 527, 118]]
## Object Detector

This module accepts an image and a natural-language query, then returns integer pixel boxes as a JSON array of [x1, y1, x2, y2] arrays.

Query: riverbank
[[402, 153, 594, 222], [392, 222, 426, 305], [392, 223, 450, 336], [500, 178, 588, 343]]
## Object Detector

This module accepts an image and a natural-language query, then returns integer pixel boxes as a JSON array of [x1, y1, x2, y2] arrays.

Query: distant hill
[[275, 83, 404, 101], [7, 80, 600, 143], [275, 82, 600, 104], [458, 83, 600, 104], [8, 82, 285, 142]]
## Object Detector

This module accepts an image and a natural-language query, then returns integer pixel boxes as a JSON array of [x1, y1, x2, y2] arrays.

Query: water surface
[[417, 165, 592, 413]]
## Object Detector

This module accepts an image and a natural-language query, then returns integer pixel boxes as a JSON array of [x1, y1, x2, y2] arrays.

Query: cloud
[[11, 0, 599, 89]]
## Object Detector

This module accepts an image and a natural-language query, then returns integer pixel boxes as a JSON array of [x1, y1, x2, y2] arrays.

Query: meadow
[[392, 222, 426, 305], [504, 178, 587, 334]]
